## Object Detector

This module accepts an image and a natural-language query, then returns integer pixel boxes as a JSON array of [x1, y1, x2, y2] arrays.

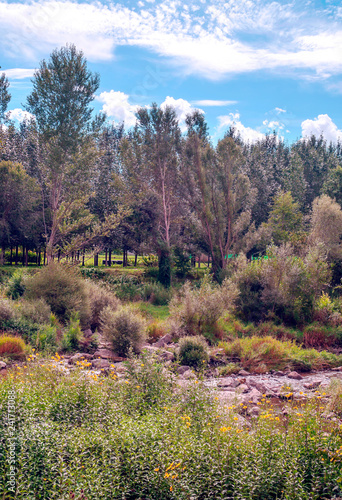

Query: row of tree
[[1, 45, 342, 285]]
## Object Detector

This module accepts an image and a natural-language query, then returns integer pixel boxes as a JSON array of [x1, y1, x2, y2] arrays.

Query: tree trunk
[[58, 249, 61, 262], [25, 247, 28, 267], [134, 252, 138, 267], [43, 248, 46, 266], [108, 249, 112, 267], [94, 253, 98, 267], [38, 249, 41, 266], [82, 248, 85, 267], [15, 245, 18, 266], [1, 244, 5, 266], [22, 245, 25, 266], [105, 248, 108, 266]]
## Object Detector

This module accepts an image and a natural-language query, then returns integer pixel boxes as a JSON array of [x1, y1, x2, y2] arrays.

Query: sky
[[1, 0, 342, 144]]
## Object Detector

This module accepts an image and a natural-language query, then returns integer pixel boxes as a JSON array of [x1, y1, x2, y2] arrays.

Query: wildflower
[[154, 468, 159, 472]]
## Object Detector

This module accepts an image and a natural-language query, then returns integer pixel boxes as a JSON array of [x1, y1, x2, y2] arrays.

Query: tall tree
[[0, 72, 11, 123], [26, 44, 105, 260]]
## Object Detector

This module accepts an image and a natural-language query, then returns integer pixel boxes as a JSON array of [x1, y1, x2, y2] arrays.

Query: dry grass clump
[[219, 335, 342, 373], [100, 305, 147, 357], [0, 334, 26, 357], [0, 299, 16, 324], [86, 281, 120, 331]]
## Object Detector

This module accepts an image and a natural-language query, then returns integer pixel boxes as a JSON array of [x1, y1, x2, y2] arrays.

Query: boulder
[[217, 377, 240, 389], [153, 333, 172, 348], [92, 359, 110, 369], [287, 371, 303, 380], [303, 380, 321, 390], [0, 361, 7, 370], [159, 350, 174, 362], [238, 369, 249, 376], [69, 353, 93, 365], [182, 370, 196, 380], [177, 365, 191, 375], [93, 349, 125, 362], [83, 329, 94, 338], [242, 388, 262, 404]]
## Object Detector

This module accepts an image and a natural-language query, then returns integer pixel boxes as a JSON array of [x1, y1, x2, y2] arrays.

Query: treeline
[[1, 45, 342, 285]]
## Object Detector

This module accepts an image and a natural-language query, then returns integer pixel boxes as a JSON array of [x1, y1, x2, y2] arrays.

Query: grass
[[0, 354, 341, 499], [138, 302, 170, 321], [219, 335, 342, 373]]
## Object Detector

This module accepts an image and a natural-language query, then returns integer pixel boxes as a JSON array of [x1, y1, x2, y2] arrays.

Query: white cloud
[[2, 68, 35, 79], [275, 107, 286, 114], [97, 91, 139, 127], [7, 108, 34, 122], [301, 114, 342, 143], [192, 99, 237, 106], [1, 0, 342, 80], [161, 96, 203, 130], [218, 113, 264, 143]]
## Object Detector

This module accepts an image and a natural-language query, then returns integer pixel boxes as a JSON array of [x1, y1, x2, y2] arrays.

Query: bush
[[100, 305, 147, 356], [218, 362, 241, 376], [158, 248, 171, 288], [62, 314, 82, 351], [86, 281, 120, 331], [6, 269, 27, 300], [178, 335, 209, 369], [25, 263, 90, 326], [303, 323, 341, 348], [18, 299, 52, 325], [169, 275, 238, 338], [147, 320, 167, 344], [34, 324, 58, 353], [141, 282, 172, 305], [0, 335, 26, 357], [0, 299, 16, 325], [173, 246, 191, 278]]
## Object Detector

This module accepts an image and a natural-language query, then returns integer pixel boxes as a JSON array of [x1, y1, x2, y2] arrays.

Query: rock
[[238, 384, 250, 393], [287, 371, 303, 380], [159, 350, 174, 362], [93, 349, 125, 362], [177, 365, 191, 375], [248, 406, 261, 417], [321, 412, 337, 420], [238, 369, 249, 376], [153, 333, 172, 348], [303, 381, 321, 390], [182, 370, 196, 380], [274, 371, 285, 376], [91, 359, 110, 369], [69, 353, 93, 364], [243, 388, 262, 404], [83, 329, 94, 338], [0, 361, 7, 370], [217, 377, 240, 389], [332, 366, 342, 372]]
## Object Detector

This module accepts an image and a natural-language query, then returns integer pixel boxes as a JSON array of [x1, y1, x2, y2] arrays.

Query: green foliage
[[100, 305, 147, 357], [173, 246, 191, 278], [142, 254, 159, 267], [178, 335, 209, 369], [25, 263, 90, 326], [18, 298, 52, 325], [34, 324, 58, 353], [141, 282, 172, 305], [62, 314, 82, 351], [6, 269, 27, 299], [0, 298, 16, 325], [158, 248, 171, 288], [86, 281, 120, 331]]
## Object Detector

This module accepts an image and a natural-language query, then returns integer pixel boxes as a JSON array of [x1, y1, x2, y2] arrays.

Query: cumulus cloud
[[275, 107, 286, 114], [1, 0, 342, 79], [301, 114, 342, 143], [160, 96, 203, 129], [7, 108, 35, 122], [218, 113, 264, 143], [97, 90, 139, 127]]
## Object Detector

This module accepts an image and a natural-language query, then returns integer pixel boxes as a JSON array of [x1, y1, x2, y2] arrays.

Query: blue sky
[[1, 0, 342, 144]]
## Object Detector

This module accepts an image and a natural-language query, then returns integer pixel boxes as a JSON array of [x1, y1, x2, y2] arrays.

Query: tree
[[183, 115, 256, 281], [0, 72, 11, 123], [322, 165, 342, 206], [26, 44, 105, 260]]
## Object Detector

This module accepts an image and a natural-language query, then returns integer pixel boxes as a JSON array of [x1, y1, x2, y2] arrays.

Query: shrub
[[158, 248, 171, 288], [6, 269, 27, 299], [25, 263, 90, 326], [169, 276, 238, 338], [178, 335, 209, 369], [0, 299, 16, 325], [100, 305, 147, 356], [147, 320, 167, 344], [173, 246, 192, 278], [62, 314, 82, 351], [141, 282, 172, 305], [34, 324, 58, 353], [142, 254, 158, 267], [18, 299, 52, 325], [218, 362, 241, 376], [303, 323, 341, 348], [86, 281, 120, 331], [326, 378, 342, 417], [0, 335, 26, 357]]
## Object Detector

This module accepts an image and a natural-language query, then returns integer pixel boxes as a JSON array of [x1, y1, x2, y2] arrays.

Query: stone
[[0, 361, 7, 370], [182, 370, 196, 380], [83, 329, 94, 338], [274, 371, 285, 376], [93, 349, 125, 362], [248, 406, 261, 417], [243, 388, 262, 404], [159, 350, 174, 362], [238, 369, 249, 376], [303, 381, 321, 390], [332, 366, 342, 372], [69, 353, 93, 364], [153, 333, 172, 348], [177, 365, 191, 375], [92, 359, 110, 369], [238, 384, 250, 393], [287, 371, 303, 380], [217, 377, 240, 389]]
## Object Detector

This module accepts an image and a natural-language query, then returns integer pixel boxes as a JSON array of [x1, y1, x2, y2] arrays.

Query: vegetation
[[178, 335, 209, 369]]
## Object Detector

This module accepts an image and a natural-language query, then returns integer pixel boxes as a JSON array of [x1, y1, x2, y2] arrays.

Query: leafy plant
[[6, 269, 27, 299], [178, 335, 209, 369]]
